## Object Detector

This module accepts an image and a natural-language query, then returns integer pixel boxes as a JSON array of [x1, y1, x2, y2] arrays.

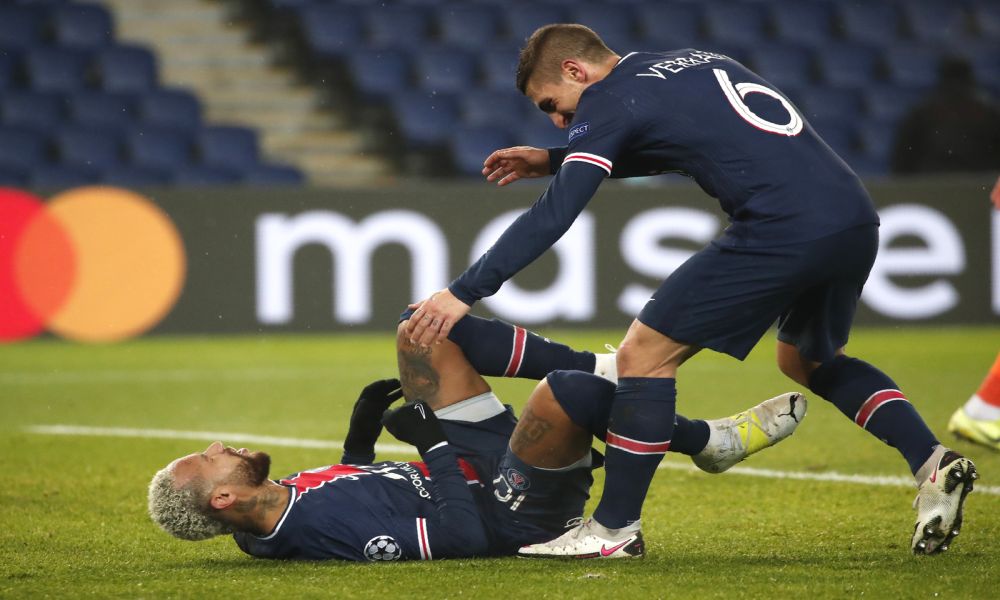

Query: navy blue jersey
[[450, 50, 880, 305], [233, 446, 489, 561]]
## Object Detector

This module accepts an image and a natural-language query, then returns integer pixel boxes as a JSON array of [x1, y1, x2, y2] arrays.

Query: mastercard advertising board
[[1, 178, 997, 343]]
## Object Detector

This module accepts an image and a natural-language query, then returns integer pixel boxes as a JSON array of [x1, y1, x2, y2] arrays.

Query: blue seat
[[883, 45, 941, 88], [974, 1, 1000, 38], [837, 2, 902, 46], [810, 118, 856, 159], [571, 3, 636, 47], [2, 91, 65, 134], [864, 85, 925, 122], [97, 45, 158, 92], [346, 48, 411, 100], [770, 1, 836, 46], [414, 46, 479, 93], [748, 44, 814, 89], [797, 87, 864, 122], [198, 126, 260, 169], [904, 0, 969, 43], [298, 4, 364, 59], [438, 4, 501, 49], [55, 126, 122, 169], [51, 3, 114, 48], [704, 4, 769, 46], [68, 91, 136, 130], [0, 167, 27, 186], [0, 52, 17, 89], [815, 44, 882, 89], [173, 165, 242, 185], [139, 88, 202, 131], [101, 165, 170, 187], [951, 40, 1000, 89], [0, 6, 47, 49], [0, 127, 49, 171], [517, 112, 569, 149], [26, 47, 92, 91], [30, 164, 101, 188], [460, 88, 529, 128], [449, 125, 516, 176], [855, 118, 897, 163], [391, 91, 460, 148], [126, 126, 192, 170], [480, 44, 521, 90], [505, 4, 568, 43], [242, 163, 306, 185], [636, 3, 703, 47], [364, 5, 431, 48]]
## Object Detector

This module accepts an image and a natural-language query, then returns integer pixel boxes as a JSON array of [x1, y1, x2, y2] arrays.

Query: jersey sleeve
[[413, 443, 489, 559], [449, 90, 635, 305]]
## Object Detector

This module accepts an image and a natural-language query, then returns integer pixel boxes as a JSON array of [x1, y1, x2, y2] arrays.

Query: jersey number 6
[[713, 68, 803, 137]]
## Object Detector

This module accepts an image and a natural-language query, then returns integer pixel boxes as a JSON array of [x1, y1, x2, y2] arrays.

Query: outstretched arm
[[341, 378, 403, 465]]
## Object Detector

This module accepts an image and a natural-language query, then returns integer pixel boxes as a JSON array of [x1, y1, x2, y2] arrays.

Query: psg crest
[[364, 535, 402, 561]]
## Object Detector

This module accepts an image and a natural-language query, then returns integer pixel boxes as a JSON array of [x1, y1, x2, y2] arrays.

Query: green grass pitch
[[2, 326, 999, 598]]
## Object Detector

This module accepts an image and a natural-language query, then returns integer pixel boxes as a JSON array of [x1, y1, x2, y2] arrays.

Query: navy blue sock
[[670, 415, 710, 456], [809, 355, 939, 474], [447, 315, 595, 380], [593, 377, 676, 529]]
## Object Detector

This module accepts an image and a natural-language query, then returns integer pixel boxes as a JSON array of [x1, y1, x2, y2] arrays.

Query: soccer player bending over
[[148, 314, 805, 560]]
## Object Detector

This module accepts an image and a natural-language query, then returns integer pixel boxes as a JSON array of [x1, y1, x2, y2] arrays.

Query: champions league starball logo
[[364, 535, 402, 561]]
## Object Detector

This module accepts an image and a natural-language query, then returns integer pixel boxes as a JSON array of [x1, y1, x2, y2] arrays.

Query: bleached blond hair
[[147, 463, 234, 541]]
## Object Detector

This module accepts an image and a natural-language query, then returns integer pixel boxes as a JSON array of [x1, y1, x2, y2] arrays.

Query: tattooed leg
[[396, 320, 490, 411], [509, 379, 593, 469]]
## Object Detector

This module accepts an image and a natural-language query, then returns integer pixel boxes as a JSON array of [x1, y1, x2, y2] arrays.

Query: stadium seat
[[855, 118, 898, 164], [101, 165, 171, 187], [480, 44, 521, 90], [837, 2, 902, 46], [516, 112, 569, 149], [68, 91, 137, 131], [345, 48, 411, 101], [198, 126, 260, 169], [172, 165, 242, 185], [139, 88, 202, 131], [571, 3, 636, 50], [810, 118, 856, 159], [903, 0, 969, 43], [25, 46, 92, 91], [703, 4, 769, 46], [51, 3, 114, 49], [1, 91, 65, 134], [0, 167, 27, 186], [391, 91, 461, 148], [770, 0, 837, 46], [0, 53, 17, 89], [241, 163, 306, 185], [883, 45, 942, 88], [635, 3, 704, 47], [126, 126, 193, 170], [364, 5, 431, 49], [97, 44, 158, 92], [414, 46, 479, 94], [505, 4, 569, 43], [297, 4, 365, 59], [973, 1, 1000, 38], [459, 88, 529, 128], [30, 164, 101, 188], [864, 85, 925, 122], [0, 5, 47, 50], [815, 44, 882, 89], [449, 125, 516, 176], [55, 126, 122, 169], [437, 3, 501, 49], [0, 127, 49, 172], [748, 44, 815, 90], [796, 87, 864, 122]]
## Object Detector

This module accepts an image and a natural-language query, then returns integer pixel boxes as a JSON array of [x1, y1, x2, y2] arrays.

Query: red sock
[[976, 352, 1000, 408]]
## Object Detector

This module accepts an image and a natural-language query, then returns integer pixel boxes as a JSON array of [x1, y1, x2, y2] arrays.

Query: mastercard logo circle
[[0, 186, 186, 343]]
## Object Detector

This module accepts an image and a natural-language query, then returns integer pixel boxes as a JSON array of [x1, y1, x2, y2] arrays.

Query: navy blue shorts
[[440, 409, 596, 555], [639, 225, 878, 362]]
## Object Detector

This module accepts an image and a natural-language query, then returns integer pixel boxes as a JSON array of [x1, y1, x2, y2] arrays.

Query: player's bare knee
[[776, 343, 816, 387]]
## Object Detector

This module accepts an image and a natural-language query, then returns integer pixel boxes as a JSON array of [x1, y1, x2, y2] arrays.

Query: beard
[[231, 451, 272, 487]]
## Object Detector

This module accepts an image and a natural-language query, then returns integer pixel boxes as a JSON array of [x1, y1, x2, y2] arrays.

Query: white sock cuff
[[533, 450, 594, 472], [963, 394, 1000, 421], [434, 391, 505, 422]]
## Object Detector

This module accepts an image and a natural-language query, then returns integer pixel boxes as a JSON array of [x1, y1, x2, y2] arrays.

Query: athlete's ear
[[209, 487, 236, 510], [561, 59, 585, 82]]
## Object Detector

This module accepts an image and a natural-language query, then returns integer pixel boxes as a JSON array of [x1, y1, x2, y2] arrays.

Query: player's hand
[[382, 401, 447, 454], [482, 146, 550, 186], [405, 289, 471, 347], [343, 378, 404, 458]]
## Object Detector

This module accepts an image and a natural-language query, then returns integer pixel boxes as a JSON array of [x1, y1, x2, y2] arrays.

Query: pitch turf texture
[[3, 327, 999, 599]]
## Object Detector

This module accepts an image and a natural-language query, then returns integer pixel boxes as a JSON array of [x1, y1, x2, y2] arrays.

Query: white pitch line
[[23, 424, 1000, 496]]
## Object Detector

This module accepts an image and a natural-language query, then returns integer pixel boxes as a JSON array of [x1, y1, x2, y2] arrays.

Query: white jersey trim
[[563, 152, 613, 176], [253, 485, 297, 541], [416, 517, 432, 560]]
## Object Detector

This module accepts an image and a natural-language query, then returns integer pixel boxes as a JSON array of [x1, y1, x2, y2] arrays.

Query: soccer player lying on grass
[[148, 314, 806, 561]]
